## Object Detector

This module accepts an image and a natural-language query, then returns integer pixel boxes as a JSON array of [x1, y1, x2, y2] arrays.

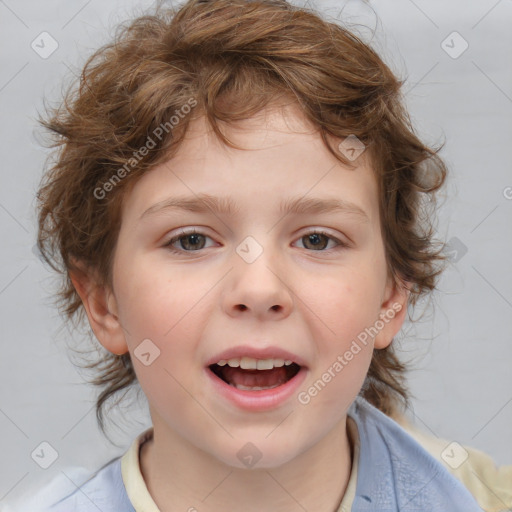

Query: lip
[[205, 364, 308, 411], [205, 345, 308, 368]]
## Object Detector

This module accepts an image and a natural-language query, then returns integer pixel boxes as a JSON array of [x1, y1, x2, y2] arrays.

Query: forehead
[[120, 102, 380, 224]]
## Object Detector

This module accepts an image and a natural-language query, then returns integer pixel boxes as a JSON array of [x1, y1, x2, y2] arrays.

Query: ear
[[373, 275, 410, 350], [69, 261, 128, 356]]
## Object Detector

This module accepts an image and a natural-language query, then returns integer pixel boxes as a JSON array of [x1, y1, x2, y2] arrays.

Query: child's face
[[100, 102, 407, 468]]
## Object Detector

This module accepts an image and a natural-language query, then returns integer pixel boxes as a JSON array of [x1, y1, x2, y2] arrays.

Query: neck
[[140, 417, 353, 512]]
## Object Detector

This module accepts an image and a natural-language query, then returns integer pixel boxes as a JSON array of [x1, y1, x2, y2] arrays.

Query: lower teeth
[[231, 382, 283, 391]]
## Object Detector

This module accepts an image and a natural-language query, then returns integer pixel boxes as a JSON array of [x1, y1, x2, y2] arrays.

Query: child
[[26, 0, 506, 510]]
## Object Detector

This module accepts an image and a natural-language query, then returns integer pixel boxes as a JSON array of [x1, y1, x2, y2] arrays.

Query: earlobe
[[69, 263, 128, 356], [373, 278, 410, 350]]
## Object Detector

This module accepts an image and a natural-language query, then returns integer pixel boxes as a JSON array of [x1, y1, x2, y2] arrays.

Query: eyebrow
[[139, 193, 370, 223]]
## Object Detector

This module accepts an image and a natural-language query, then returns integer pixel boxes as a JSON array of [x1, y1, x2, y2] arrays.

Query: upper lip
[[206, 345, 307, 368]]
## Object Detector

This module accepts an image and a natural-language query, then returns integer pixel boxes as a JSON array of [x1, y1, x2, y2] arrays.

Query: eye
[[294, 230, 347, 251], [164, 230, 215, 253], [163, 228, 348, 254]]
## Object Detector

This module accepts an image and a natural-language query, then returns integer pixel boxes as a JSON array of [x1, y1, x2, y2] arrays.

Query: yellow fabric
[[120, 421, 360, 512], [337, 416, 359, 511], [121, 427, 160, 512], [396, 415, 512, 512]]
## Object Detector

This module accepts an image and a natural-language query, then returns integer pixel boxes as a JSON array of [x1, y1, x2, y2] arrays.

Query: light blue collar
[[348, 396, 483, 511]]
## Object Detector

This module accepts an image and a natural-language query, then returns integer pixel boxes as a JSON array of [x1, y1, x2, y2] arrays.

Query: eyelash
[[163, 229, 348, 255]]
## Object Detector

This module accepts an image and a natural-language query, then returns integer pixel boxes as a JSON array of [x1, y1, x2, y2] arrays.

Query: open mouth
[[208, 362, 302, 391]]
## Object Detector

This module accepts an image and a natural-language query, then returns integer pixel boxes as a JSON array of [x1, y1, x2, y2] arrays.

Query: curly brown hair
[[36, 0, 448, 435]]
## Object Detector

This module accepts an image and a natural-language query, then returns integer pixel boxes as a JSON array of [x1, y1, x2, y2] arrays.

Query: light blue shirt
[[40, 397, 483, 511]]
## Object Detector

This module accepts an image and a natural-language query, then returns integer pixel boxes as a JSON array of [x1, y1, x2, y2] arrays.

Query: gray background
[[1, 0, 511, 508]]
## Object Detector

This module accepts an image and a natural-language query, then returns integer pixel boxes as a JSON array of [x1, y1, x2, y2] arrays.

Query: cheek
[[114, 256, 203, 333], [116, 264, 210, 399], [299, 267, 383, 343], [297, 275, 378, 411]]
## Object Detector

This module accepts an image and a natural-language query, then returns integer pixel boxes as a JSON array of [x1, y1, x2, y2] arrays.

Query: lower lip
[[205, 366, 308, 411]]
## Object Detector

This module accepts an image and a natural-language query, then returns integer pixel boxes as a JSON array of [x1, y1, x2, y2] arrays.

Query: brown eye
[[302, 233, 329, 250], [165, 231, 212, 252], [178, 233, 206, 250], [294, 230, 346, 252]]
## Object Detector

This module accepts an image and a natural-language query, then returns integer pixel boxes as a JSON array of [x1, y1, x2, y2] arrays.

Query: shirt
[[13, 397, 486, 511]]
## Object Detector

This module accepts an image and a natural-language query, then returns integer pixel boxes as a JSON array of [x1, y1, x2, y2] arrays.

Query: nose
[[221, 241, 293, 321]]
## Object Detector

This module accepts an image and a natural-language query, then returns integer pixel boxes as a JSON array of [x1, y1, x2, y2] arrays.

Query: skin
[[72, 101, 409, 512]]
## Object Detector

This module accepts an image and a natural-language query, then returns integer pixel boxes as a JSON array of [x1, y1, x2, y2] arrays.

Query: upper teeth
[[216, 357, 294, 370]]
